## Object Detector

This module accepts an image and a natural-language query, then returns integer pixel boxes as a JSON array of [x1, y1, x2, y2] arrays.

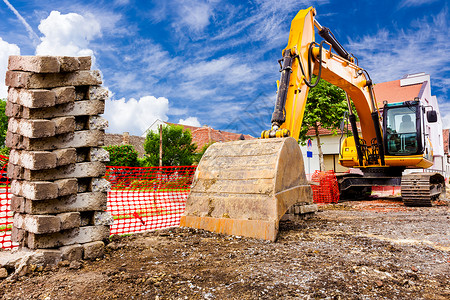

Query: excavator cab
[[383, 101, 422, 156], [382, 100, 437, 163]]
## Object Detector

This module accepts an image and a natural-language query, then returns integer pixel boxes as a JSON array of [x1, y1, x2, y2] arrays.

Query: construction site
[[0, 4, 449, 300]]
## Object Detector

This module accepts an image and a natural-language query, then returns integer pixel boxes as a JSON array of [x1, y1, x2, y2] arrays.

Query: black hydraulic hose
[[318, 26, 352, 62], [296, 41, 325, 88], [349, 114, 364, 166]]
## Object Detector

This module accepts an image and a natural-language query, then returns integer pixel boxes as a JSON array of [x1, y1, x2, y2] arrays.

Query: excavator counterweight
[[180, 138, 313, 241]]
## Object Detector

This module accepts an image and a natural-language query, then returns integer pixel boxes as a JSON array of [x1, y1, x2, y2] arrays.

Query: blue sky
[[0, 0, 449, 136]]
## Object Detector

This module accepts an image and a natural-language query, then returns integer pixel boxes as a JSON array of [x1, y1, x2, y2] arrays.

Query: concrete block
[[13, 100, 103, 119], [54, 148, 77, 166], [83, 241, 104, 260], [88, 86, 109, 100], [5, 101, 21, 117], [78, 57, 91, 70], [58, 212, 81, 230], [88, 116, 108, 130], [11, 226, 27, 244], [89, 147, 110, 162], [60, 244, 83, 261], [5, 131, 20, 149], [29, 249, 62, 266], [11, 180, 58, 200], [58, 56, 80, 72], [23, 193, 107, 214], [27, 225, 110, 249], [9, 150, 57, 170], [15, 130, 104, 150], [53, 116, 76, 134], [71, 100, 105, 116], [52, 86, 75, 104], [70, 70, 102, 86], [8, 56, 60, 73], [93, 212, 114, 226], [8, 88, 56, 108], [91, 178, 111, 192], [23, 162, 106, 181], [18, 103, 73, 119], [8, 118, 56, 138], [10, 195, 25, 213], [55, 178, 78, 196], [7, 163, 24, 180], [5, 70, 102, 89], [14, 213, 61, 234]]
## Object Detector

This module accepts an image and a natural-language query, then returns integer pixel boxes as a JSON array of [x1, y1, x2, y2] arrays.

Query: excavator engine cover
[[180, 137, 313, 241]]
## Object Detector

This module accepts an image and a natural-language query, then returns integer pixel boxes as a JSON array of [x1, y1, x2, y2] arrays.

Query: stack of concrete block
[[5, 56, 111, 264]]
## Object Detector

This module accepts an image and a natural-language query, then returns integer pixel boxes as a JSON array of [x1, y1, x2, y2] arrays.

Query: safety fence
[[1, 162, 343, 249], [310, 170, 340, 204], [0, 155, 14, 249], [105, 165, 196, 235]]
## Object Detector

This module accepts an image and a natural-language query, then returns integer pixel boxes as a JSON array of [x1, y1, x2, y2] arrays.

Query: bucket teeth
[[180, 137, 313, 241]]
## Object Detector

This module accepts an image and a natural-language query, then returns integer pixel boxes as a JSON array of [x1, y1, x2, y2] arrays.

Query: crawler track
[[401, 173, 445, 207]]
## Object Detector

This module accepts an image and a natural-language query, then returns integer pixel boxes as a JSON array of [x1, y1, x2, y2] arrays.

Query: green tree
[[298, 78, 348, 171], [143, 124, 197, 166], [0, 99, 8, 148], [103, 144, 139, 167], [193, 141, 215, 164]]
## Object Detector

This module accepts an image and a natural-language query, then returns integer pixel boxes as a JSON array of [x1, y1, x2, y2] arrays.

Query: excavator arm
[[263, 7, 385, 167]]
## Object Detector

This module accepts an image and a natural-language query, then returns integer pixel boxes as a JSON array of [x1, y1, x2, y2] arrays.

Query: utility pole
[[159, 124, 163, 167]]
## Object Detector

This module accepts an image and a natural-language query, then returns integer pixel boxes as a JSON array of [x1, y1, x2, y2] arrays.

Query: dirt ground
[[1, 198, 449, 300]]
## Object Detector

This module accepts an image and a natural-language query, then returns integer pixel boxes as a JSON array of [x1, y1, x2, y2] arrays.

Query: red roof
[[373, 79, 423, 106], [444, 129, 449, 155], [305, 122, 361, 137]]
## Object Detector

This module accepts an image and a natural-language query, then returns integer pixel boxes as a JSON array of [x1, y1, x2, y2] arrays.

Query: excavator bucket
[[180, 137, 313, 241]]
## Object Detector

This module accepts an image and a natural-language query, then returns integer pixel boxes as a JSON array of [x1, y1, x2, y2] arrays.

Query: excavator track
[[401, 173, 445, 207]]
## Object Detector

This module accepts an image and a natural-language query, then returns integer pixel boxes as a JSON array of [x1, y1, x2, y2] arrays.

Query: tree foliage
[[103, 144, 139, 167], [298, 78, 348, 170], [143, 125, 197, 166], [193, 141, 214, 164], [0, 99, 8, 148]]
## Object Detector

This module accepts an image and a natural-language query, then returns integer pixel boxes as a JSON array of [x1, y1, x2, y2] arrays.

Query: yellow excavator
[[180, 7, 445, 241]]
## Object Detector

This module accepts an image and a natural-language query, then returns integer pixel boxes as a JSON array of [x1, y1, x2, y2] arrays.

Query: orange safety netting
[[310, 170, 340, 204], [0, 155, 16, 249], [105, 165, 196, 235]]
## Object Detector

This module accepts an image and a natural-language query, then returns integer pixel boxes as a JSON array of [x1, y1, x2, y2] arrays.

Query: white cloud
[[0, 37, 20, 99], [35, 11, 101, 58], [177, 0, 212, 32], [178, 117, 201, 127], [398, 0, 439, 8], [104, 96, 170, 135], [345, 9, 450, 93], [114, 0, 130, 5]]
